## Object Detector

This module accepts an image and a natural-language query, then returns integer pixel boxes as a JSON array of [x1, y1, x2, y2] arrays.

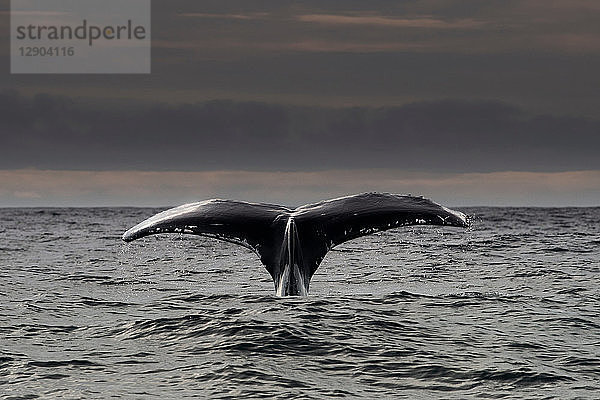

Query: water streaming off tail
[[276, 217, 308, 296]]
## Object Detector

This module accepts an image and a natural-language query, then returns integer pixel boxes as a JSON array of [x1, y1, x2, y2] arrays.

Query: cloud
[[298, 14, 484, 29], [540, 33, 600, 53], [519, 0, 600, 13], [2, 2, 599, 120], [0, 169, 598, 206], [13, 190, 41, 199], [1, 91, 598, 173], [0, 11, 68, 16], [177, 12, 269, 20], [286, 40, 428, 52]]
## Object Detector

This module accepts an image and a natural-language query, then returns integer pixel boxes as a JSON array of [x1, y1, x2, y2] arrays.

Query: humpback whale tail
[[122, 192, 468, 296]]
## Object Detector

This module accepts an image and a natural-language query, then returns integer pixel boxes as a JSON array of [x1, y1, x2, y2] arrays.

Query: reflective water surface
[[1, 207, 599, 398]]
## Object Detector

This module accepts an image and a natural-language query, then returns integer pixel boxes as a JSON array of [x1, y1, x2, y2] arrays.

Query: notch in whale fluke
[[122, 192, 469, 296]]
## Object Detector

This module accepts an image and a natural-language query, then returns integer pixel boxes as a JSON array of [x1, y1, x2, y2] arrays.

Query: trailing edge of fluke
[[122, 192, 469, 296]]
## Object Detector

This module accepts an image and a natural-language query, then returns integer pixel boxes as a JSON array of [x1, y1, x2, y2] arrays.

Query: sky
[[0, 0, 599, 206]]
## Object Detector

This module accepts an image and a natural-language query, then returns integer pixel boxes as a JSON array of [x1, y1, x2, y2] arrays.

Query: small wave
[[112, 315, 349, 358], [99, 278, 157, 286], [384, 290, 433, 300], [557, 287, 587, 295], [55, 274, 156, 286], [561, 356, 600, 367], [443, 291, 526, 303], [114, 359, 157, 366], [536, 316, 600, 329], [0, 356, 14, 366], [506, 341, 544, 349], [545, 246, 593, 254], [546, 246, 569, 252], [4, 395, 40, 400], [58, 274, 112, 283], [15, 324, 79, 335], [209, 366, 312, 389], [377, 290, 528, 307], [0, 247, 26, 252], [27, 359, 103, 368], [39, 373, 70, 380], [39, 235, 70, 243], [168, 293, 240, 303], [111, 314, 213, 340], [356, 363, 573, 388], [471, 368, 575, 385], [511, 268, 570, 278], [80, 296, 136, 308], [88, 258, 110, 263]]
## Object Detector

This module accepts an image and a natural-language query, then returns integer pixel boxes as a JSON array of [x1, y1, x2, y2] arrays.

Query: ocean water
[[1, 207, 599, 399]]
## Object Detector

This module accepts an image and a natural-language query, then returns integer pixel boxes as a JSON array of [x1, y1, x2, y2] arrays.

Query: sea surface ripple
[[1, 207, 599, 398]]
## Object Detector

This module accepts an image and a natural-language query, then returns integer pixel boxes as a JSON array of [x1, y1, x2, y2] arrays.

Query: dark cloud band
[[1, 91, 598, 173]]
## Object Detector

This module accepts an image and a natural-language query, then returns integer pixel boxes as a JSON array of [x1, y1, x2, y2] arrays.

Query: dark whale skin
[[123, 192, 468, 296]]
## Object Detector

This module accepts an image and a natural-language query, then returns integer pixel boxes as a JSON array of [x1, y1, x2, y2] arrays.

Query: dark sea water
[[1, 207, 599, 399]]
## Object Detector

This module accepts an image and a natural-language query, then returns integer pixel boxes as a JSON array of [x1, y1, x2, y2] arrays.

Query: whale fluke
[[122, 192, 468, 296]]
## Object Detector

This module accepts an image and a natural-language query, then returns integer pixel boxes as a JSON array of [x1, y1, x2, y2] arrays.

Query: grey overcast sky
[[0, 0, 599, 206]]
